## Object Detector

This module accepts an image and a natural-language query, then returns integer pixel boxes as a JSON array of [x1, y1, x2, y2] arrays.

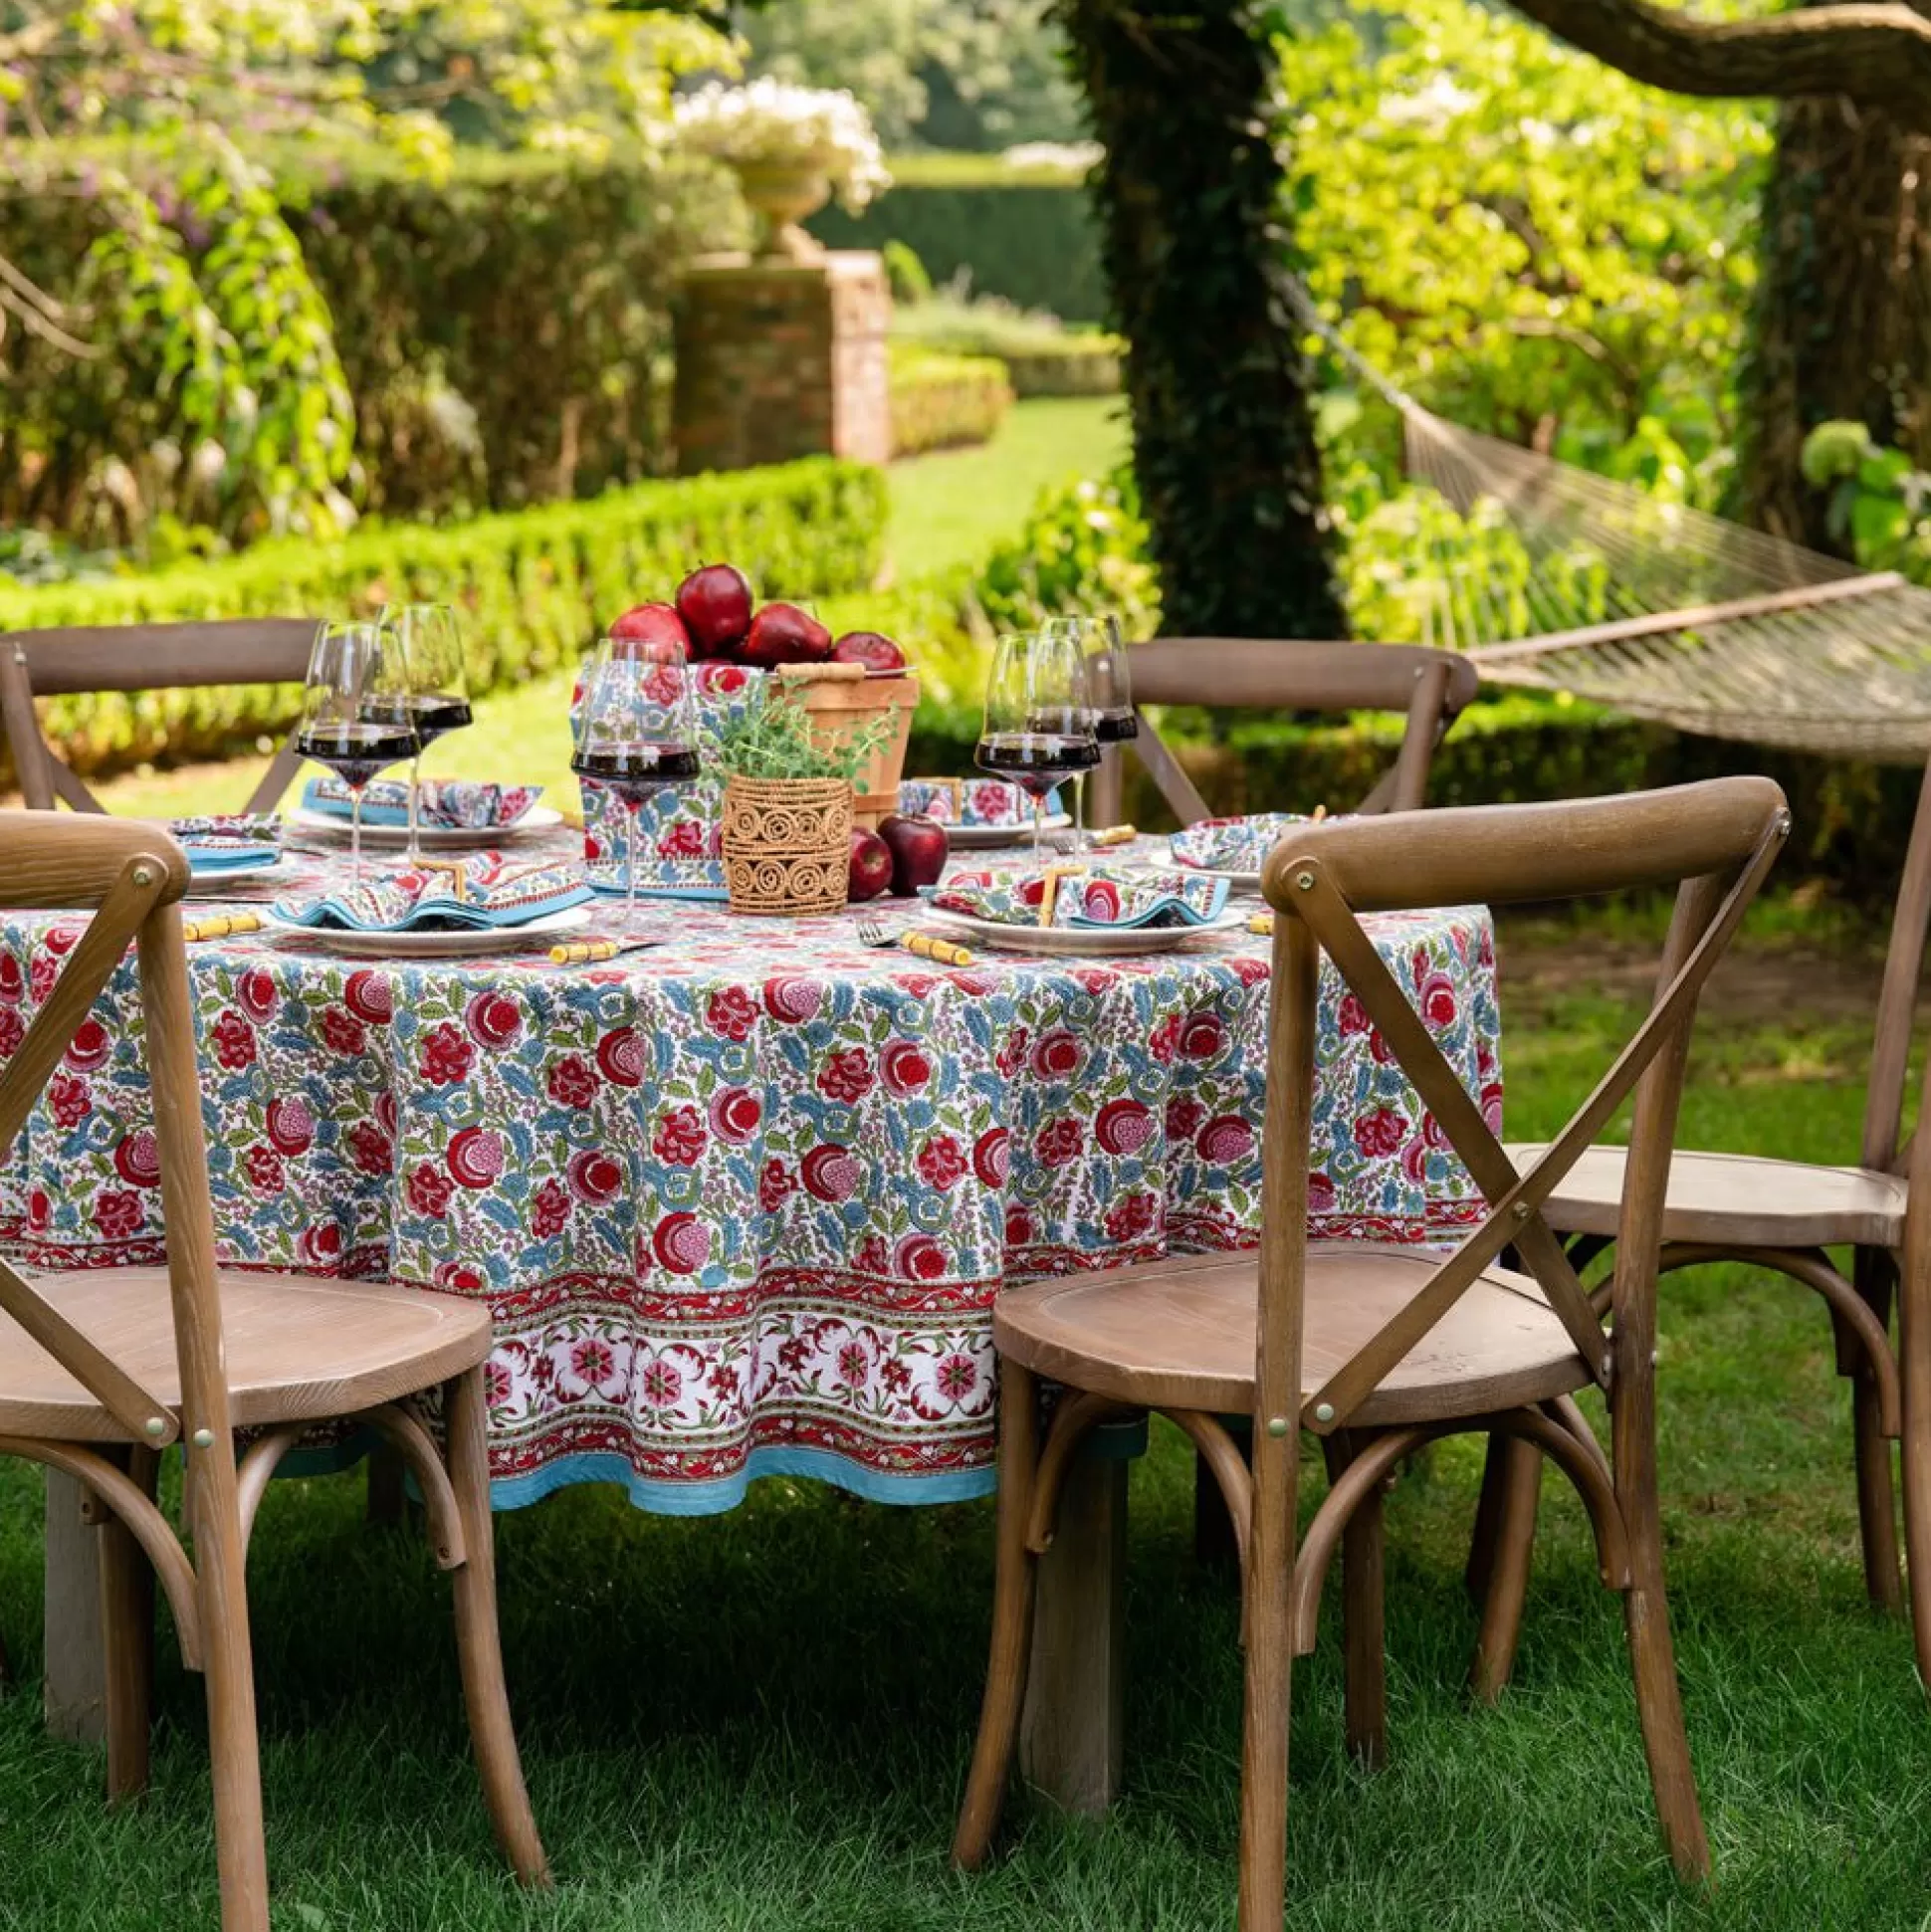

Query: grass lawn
[[77, 395, 1129, 824], [1, 914, 1927, 1928]]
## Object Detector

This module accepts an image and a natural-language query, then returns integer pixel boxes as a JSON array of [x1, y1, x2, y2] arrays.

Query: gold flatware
[[1089, 824, 1138, 848], [546, 936, 662, 966], [855, 919, 974, 965], [183, 913, 263, 943]]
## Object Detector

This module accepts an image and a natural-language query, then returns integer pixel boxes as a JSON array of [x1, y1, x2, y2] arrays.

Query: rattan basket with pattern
[[720, 775, 854, 916]]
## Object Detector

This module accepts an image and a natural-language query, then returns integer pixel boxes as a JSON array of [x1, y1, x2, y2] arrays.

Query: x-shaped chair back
[[2, 620, 320, 814], [1254, 778, 1791, 1445]]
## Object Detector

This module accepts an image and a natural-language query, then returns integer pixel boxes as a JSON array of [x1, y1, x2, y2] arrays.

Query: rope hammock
[[1294, 290, 1931, 761]]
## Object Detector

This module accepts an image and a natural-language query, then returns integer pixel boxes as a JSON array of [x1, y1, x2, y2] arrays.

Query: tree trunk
[[1054, 0, 1345, 639], [1738, 93, 1931, 553]]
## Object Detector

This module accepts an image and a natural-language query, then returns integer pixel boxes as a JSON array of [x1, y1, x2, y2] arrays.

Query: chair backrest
[[1252, 778, 1789, 1455], [2, 619, 320, 814], [1095, 637, 1480, 827], [1864, 754, 1931, 1174], [0, 812, 226, 1452]]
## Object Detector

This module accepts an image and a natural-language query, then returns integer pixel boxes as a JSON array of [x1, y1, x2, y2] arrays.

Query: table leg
[[43, 1468, 107, 1744], [1019, 1448, 1126, 1815]]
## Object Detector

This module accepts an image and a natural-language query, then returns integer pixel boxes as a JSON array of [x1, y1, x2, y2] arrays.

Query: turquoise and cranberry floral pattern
[[0, 841, 1499, 1513]]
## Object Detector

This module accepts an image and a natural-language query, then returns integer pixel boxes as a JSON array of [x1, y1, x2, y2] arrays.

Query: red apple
[[878, 813, 950, 897], [608, 603, 690, 660], [741, 602, 834, 671], [830, 630, 907, 675], [676, 563, 754, 659], [848, 826, 893, 902]]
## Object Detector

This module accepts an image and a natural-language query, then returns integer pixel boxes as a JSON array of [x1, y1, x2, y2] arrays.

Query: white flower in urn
[[675, 78, 891, 260]]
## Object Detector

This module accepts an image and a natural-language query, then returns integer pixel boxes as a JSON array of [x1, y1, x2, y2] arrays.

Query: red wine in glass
[[368, 693, 474, 746], [570, 742, 701, 807], [297, 723, 421, 792], [1094, 710, 1139, 745]]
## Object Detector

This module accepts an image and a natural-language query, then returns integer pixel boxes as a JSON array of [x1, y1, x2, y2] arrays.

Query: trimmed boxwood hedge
[[889, 347, 1014, 456], [1, 458, 884, 789], [810, 156, 1105, 323]]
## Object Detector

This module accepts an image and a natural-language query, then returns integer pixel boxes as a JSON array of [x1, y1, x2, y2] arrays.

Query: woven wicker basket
[[720, 775, 853, 916]]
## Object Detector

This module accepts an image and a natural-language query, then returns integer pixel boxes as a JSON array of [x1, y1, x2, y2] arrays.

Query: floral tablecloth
[[0, 835, 1501, 1514]]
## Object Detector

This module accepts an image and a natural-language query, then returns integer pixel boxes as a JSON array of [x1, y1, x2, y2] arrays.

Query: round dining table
[[0, 825, 1500, 1805]]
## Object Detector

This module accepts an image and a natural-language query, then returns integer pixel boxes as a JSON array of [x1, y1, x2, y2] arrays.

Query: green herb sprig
[[711, 692, 895, 784]]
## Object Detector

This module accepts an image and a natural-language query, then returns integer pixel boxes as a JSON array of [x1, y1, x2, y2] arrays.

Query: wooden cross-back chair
[[1, 620, 319, 813], [0, 812, 547, 1930], [1087, 637, 1480, 828], [1479, 751, 1931, 1691], [952, 778, 1791, 1929]]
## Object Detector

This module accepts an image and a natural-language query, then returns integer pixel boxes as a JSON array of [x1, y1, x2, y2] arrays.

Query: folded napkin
[[1171, 812, 1337, 875], [924, 865, 1230, 931], [167, 814, 283, 872], [274, 855, 590, 933], [304, 776, 543, 830], [900, 776, 1064, 827]]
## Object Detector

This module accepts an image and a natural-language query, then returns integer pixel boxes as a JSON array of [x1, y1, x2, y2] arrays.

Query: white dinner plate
[[921, 908, 1249, 957], [257, 905, 591, 960], [945, 813, 1073, 852], [285, 804, 564, 850], [184, 853, 284, 898]]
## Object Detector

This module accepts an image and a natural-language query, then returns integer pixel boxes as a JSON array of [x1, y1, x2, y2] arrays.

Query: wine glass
[[378, 602, 472, 862], [297, 619, 417, 892], [975, 628, 1099, 863], [1048, 614, 1137, 851], [570, 636, 700, 938]]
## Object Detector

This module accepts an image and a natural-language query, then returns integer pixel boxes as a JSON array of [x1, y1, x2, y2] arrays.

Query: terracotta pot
[[772, 662, 919, 830], [720, 774, 852, 916], [730, 160, 832, 263]]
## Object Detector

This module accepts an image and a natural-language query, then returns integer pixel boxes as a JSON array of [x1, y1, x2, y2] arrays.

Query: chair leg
[[365, 1443, 407, 1528], [1468, 1435, 1542, 1704], [1236, 1461, 1297, 1932], [1463, 1430, 1508, 1608], [101, 1444, 158, 1805], [1894, 1235, 1931, 1688], [443, 1368, 550, 1887], [1848, 1248, 1904, 1613], [953, 1359, 1043, 1870], [1322, 1433, 1386, 1769]]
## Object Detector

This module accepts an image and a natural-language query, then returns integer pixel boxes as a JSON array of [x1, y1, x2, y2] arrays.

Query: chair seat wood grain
[[1505, 1143, 1908, 1248], [995, 1246, 1593, 1424], [0, 1270, 491, 1439]]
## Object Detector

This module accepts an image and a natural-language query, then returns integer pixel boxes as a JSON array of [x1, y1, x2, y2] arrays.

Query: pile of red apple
[[610, 562, 909, 676]]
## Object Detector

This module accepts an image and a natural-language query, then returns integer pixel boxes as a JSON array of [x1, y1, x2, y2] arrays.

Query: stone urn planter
[[720, 774, 852, 915], [730, 159, 831, 263]]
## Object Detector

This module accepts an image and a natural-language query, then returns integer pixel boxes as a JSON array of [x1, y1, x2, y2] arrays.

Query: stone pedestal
[[673, 251, 891, 475]]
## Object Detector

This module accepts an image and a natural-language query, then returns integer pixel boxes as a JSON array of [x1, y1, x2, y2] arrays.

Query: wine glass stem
[[626, 800, 640, 938], [1074, 772, 1087, 853], [407, 751, 422, 865], [350, 784, 364, 894], [1031, 793, 1044, 863]]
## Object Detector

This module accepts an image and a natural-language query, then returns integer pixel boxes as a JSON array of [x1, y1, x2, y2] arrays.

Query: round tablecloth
[[0, 836, 1501, 1513]]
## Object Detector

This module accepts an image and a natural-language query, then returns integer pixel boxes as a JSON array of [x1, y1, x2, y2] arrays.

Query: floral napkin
[[899, 776, 1065, 826], [274, 854, 591, 933], [167, 814, 283, 871], [1170, 811, 1335, 875], [924, 865, 1230, 931], [304, 776, 544, 830]]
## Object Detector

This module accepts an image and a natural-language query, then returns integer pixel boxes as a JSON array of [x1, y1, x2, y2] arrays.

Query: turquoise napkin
[[274, 855, 590, 933], [924, 865, 1230, 930]]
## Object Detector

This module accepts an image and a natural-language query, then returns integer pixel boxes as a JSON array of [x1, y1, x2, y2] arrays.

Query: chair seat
[[1505, 1144, 1907, 1249], [0, 1268, 493, 1441], [994, 1243, 1592, 1424]]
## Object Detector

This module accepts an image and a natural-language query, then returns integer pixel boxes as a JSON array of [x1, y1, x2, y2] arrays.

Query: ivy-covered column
[[1054, 0, 1345, 639]]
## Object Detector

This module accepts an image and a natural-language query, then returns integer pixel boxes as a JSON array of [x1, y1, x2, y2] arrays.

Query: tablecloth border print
[[0, 896, 1501, 1516]]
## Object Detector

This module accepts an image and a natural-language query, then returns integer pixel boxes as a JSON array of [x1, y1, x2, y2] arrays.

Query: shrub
[[0, 143, 739, 540], [0, 459, 885, 788], [970, 469, 1160, 639], [893, 294, 1121, 397], [808, 152, 1105, 322], [888, 346, 1013, 457]]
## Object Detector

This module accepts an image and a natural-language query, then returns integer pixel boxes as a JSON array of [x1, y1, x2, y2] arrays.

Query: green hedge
[[1, 143, 737, 536], [889, 347, 1013, 457], [0, 459, 884, 788], [1004, 340, 1121, 398], [810, 154, 1105, 323]]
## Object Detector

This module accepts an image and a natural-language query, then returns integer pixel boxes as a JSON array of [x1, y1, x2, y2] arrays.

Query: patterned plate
[[184, 853, 283, 898], [257, 905, 591, 959], [921, 907, 1249, 957], [945, 813, 1073, 852], [285, 804, 564, 850]]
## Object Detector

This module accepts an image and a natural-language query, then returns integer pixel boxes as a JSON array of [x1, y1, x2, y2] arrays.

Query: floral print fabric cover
[[0, 838, 1500, 1515], [1171, 812, 1333, 875], [577, 661, 763, 899], [899, 777, 1064, 826], [926, 866, 1232, 930], [169, 815, 283, 871], [306, 777, 544, 830], [274, 855, 592, 932]]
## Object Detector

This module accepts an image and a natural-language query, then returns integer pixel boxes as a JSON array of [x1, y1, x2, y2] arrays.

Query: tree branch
[[1505, 0, 1931, 124]]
